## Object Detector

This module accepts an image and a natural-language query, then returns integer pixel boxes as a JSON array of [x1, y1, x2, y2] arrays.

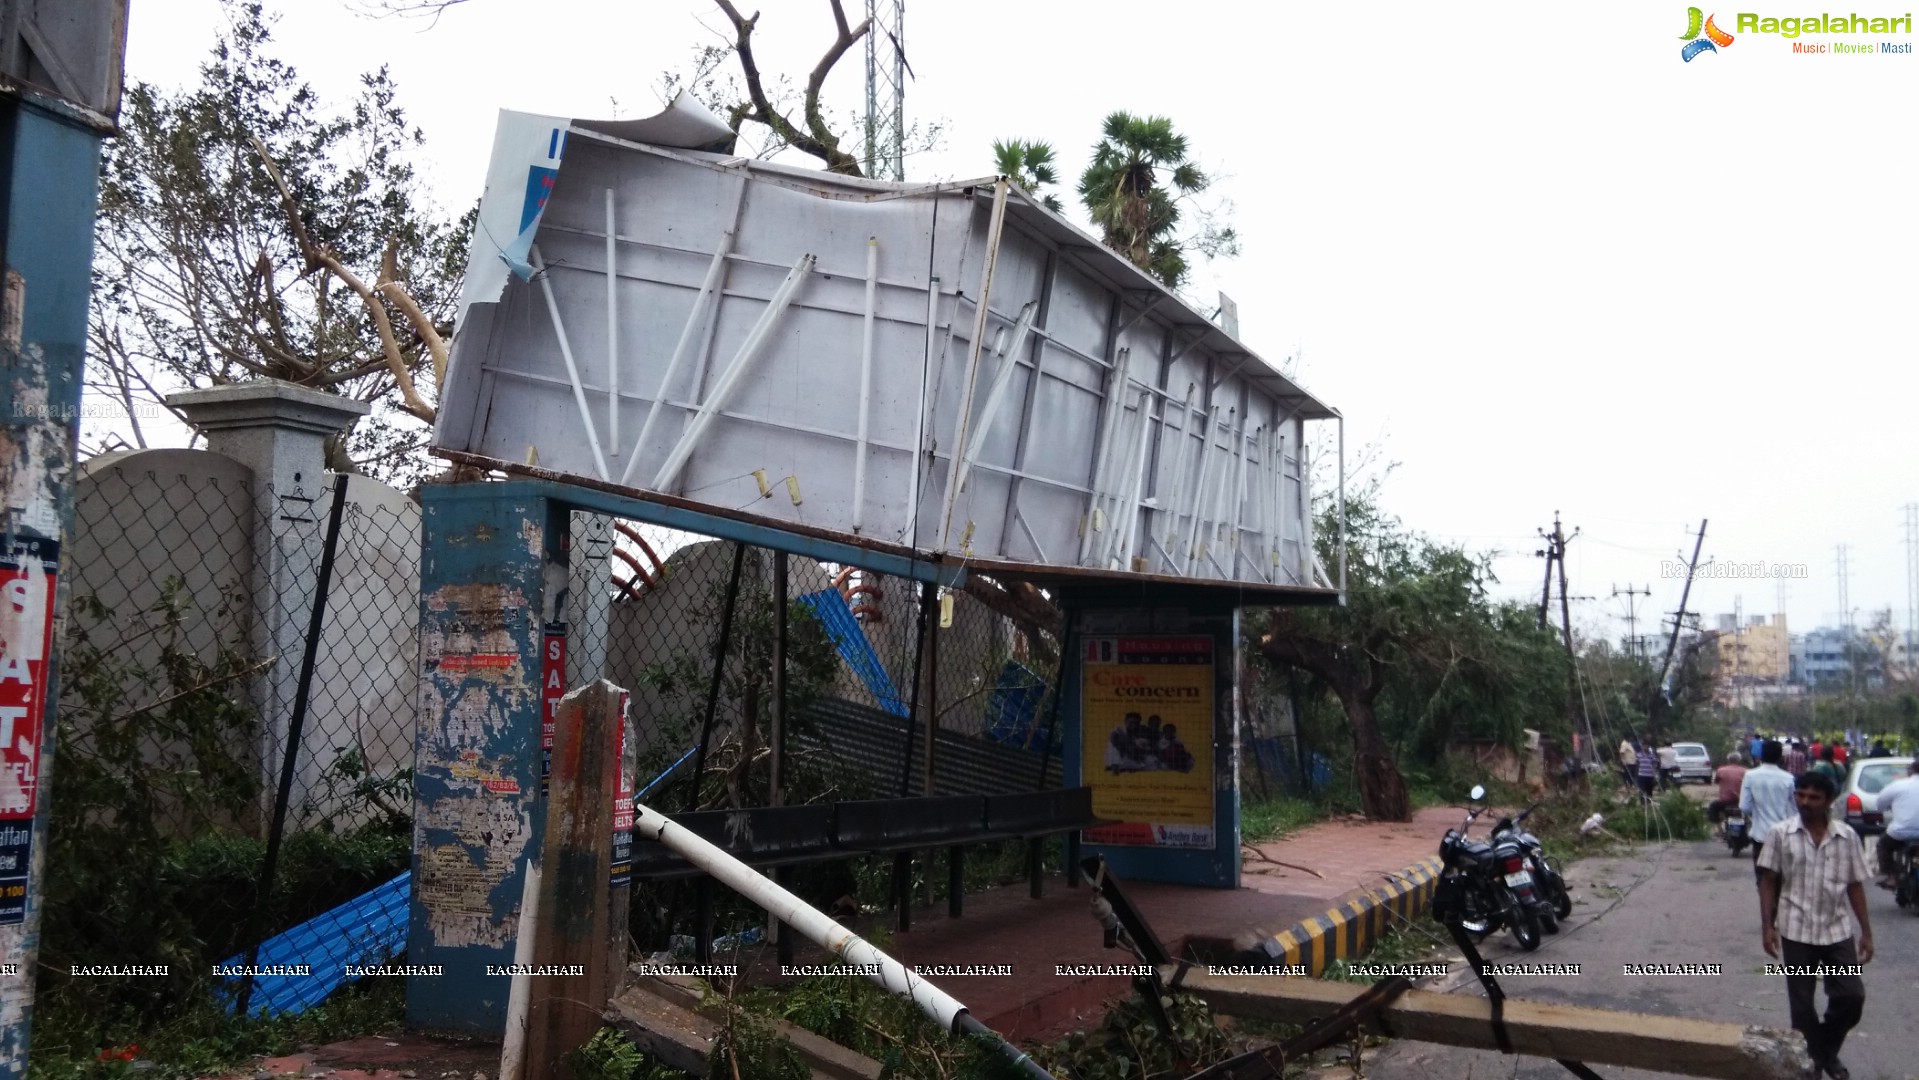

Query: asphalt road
[[1362, 801, 1919, 1080]]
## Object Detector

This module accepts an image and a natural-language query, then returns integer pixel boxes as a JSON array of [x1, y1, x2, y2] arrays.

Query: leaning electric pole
[[1652, 519, 1709, 738]]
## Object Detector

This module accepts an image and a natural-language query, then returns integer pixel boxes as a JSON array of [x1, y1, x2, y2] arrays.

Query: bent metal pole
[[632, 803, 1055, 1080]]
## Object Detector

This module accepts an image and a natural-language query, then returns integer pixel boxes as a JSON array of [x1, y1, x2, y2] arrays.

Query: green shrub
[[1612, 789, 1709, 842]]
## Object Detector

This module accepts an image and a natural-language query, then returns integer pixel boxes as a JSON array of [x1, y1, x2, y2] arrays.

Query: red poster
[[541, 624, 566, 797], [0, 538, 58, 821]]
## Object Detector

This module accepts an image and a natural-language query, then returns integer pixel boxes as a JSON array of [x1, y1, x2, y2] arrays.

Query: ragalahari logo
[[1679, 7, 1736, 59]]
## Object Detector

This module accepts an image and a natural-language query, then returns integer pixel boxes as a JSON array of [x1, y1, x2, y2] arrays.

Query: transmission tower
[[1836, 543, 1854, 698], [1612, 583, 1651, 659], [1835, 543, 1852, 632], [1905, 502, 1918, 679], [863, 0, 907, 180]]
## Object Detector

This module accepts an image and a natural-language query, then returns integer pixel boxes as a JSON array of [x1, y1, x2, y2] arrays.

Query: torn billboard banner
[[434, 104, 1343, 601]]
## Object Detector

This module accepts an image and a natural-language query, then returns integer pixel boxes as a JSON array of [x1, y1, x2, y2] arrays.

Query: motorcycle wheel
[[1506, 896, 1542, 951], [1897, 874, 1917, 911], [1542, 870, 1573, 920], [1729, 837, 1749, 856], [1539, 911, 1559, 934]]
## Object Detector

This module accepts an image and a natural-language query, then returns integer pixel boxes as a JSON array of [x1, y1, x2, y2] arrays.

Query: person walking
[[1635, 739, 1659, 801], [1749, 731, 1766, 761], [1657, 742, 1680, 790], [1619, 736, 1637, 787], [1786, 739, 1809, 778], [1810, 746, 1845, 788], [1755, 770, 1873, 1080], [1741, 740, 1797, 879]]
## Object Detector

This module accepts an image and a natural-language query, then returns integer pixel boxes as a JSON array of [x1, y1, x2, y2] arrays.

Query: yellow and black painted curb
[[1231, 856, 1443, 975]]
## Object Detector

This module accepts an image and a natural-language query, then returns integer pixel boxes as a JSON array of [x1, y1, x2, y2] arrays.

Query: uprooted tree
[[88, 0, 469, 485]]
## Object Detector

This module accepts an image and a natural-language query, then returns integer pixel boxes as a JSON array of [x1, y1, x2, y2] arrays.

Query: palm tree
[[1076, 112, 1219, 288], [991, 138, 1063, 212]]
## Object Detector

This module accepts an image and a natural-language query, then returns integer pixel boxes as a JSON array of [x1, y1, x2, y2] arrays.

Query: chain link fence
[[40, 459, 419, 1036]]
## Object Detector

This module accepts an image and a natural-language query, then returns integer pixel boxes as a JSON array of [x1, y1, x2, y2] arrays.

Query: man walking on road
[[1756, 771, 1873, 1080], [1741, 740, 1796, 879]]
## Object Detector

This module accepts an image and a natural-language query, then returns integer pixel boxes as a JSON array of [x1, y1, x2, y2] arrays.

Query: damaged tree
[[87, 0, 468, 483]]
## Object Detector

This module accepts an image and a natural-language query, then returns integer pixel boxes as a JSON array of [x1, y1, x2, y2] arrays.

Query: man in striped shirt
[[1756, 770, 1874, 1080]]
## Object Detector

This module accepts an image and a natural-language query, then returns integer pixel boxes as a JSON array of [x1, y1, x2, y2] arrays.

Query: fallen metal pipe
[[632, 803, 1056, 1080]]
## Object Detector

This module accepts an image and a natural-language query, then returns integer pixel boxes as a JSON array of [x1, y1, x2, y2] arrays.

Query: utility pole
[[1613, 584, 1651, 659], [1536, 526, 1557, 631], [1537, 512, 1596, 761], [1, 6, 130, 1071], [1653, 519, 1709, 738]]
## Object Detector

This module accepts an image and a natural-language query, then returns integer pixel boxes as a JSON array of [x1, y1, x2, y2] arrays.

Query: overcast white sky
[[120, 0, 1917, 647]]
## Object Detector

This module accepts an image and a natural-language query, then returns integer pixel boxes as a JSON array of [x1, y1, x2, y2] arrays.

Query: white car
[[1669, 742, 1713, 784]]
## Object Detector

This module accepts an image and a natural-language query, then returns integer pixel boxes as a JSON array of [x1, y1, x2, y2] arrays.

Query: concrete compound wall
[[65, 447, 419, 834]]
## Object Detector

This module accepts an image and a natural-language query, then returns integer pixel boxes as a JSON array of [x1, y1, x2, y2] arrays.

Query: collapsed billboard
[[434, 99, 1342, 602]]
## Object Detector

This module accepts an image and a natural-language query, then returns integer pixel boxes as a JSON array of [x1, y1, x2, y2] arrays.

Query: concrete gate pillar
[[1060, 599, 1243, 888], [169, 380, 368, 833]]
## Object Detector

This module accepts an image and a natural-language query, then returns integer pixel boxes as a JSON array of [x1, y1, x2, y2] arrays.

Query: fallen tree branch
[[249, 134, 436, 423]]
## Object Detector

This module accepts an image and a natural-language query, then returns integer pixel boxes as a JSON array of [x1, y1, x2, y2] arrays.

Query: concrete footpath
[[204, 807, 1458, 1076]]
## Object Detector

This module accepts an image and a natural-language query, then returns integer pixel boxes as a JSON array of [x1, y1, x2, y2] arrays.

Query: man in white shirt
[[1741, 740, 1797, 883], [1756, 769, 1873, 1080], [1657, 743, 1680, 790], [1872, 759, 1919, 889]]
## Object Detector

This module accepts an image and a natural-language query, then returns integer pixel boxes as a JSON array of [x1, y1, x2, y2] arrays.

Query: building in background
[[1789, 625, 1884, 692], [1699, 613, 1793, 707]]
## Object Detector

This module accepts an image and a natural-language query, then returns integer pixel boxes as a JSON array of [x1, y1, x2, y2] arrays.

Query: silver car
[[1841, 756, 1915, 836], [1670, 742, 1714, 783]]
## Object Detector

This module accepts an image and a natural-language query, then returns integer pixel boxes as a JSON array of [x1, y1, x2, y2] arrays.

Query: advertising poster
[[610, 691, 634, 888], [1080, 635, 1215, 848], [0, 536, 57, 926]]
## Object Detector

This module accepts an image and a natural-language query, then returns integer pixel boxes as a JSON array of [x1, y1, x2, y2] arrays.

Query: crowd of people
[[1102, 712, 1195, 773]]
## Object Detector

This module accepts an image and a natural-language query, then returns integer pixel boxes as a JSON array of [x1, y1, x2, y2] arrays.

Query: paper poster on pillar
[[0, 538, 58, 827], [1080, 635, 1215, 848], [541, 624, 566, 796]]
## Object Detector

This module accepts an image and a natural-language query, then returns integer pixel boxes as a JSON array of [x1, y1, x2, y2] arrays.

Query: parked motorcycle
[[1723, 814, 1751, 857], [1431, 785, 1545, 951], [1490, 803, 1573, 931]]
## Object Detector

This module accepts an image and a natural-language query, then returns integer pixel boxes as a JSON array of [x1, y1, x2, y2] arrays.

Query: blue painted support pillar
[[0, 91, 115, 1076], [407, 484, 569, 1034], [1061, 601, 1243, 888]]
